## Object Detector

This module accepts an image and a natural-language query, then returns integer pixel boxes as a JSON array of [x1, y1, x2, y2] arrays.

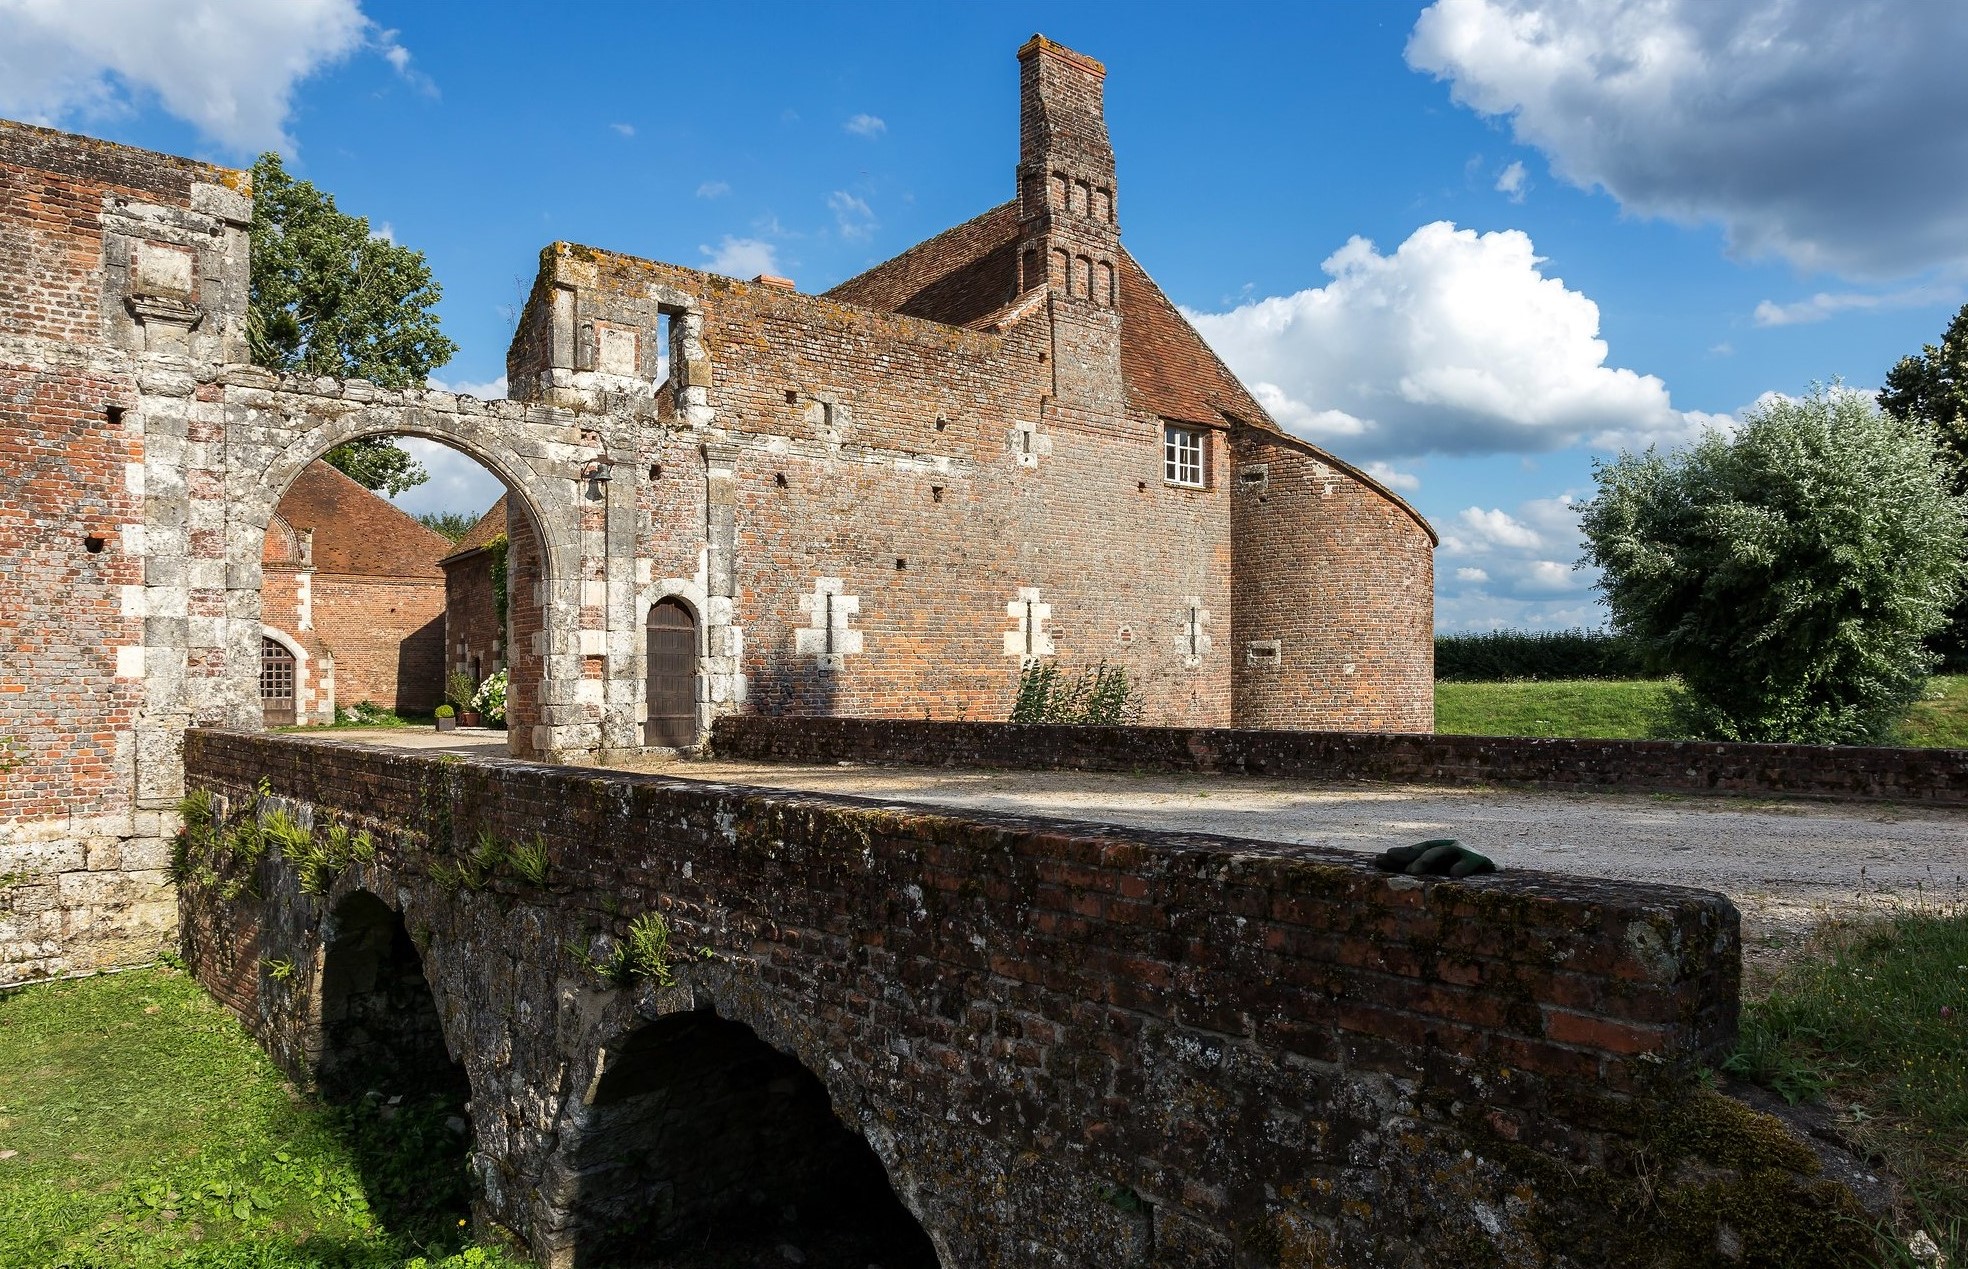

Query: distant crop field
[[1435, 675, 1968, 748]]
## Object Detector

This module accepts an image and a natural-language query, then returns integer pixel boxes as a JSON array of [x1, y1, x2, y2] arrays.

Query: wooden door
[[260, 637, 297, 727], [644, 600, 699, 747]]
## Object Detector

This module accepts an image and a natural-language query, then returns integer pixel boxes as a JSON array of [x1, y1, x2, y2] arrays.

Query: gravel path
[[314, 731, 1966, 948]]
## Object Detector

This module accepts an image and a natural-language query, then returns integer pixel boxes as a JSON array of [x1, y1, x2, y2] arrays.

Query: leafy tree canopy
[[1880, 300, 1968, 489], [416, 511, 477, 543], [247, 153, 458, 495], [1579, 384, 1968, 744]]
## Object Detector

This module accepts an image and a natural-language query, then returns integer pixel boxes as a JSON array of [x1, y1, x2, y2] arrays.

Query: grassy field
[[1435, 674, 1968, 747], [0, 965, 517, 1269], [1729, 908, 1968, 1263]]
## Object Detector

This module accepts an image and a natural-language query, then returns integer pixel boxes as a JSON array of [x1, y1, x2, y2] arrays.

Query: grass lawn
[[1729, 908, 1968, 1264], [1435, 674, 1968, 747], [0, 965, 518, 1269]]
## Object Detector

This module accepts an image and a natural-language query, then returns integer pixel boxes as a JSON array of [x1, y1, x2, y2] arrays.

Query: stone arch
[[539, 1000, 941, 1269], [311, 886, 477, 1246], [225, 401, 586, 756]]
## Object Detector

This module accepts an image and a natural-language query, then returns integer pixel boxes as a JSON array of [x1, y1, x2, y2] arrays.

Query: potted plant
[[434, 704, 456, 732], [447, 669, 482, 727]]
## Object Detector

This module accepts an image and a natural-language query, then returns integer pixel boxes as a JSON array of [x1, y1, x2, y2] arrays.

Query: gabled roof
[[823, 204, 1273, 430], [440, 494, 509, 564], [273, 461, 449, 579]]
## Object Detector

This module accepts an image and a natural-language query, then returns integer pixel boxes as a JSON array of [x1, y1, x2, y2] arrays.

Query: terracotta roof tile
[[272, 461, 450, 578], [441, 494, 510, 563]]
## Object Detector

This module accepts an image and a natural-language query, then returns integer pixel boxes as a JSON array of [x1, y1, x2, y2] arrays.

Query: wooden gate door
[[644, 600, 699, 747], [260, 637, 297, 727]]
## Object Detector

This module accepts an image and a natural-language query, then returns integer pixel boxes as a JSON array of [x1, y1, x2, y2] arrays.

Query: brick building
[[260, 459, 451, 724], [0, 33, 1432, 982], [439, 494, 510, 696]]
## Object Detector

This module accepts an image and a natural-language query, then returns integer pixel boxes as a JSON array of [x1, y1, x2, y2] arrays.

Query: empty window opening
[[930, 486, 944, 503], [560, 1010, 940, 1267], [648, 464, 662, 481], [895, 558, 907, 571], [1164, 424, 1206, 488], [105, 404, 126, 424], [83, 533, 106, 553], [317, 891, 473, 1251], [655, 311, 672, 385], [785, 389, 799, 405], [934, 415, 948, 431]]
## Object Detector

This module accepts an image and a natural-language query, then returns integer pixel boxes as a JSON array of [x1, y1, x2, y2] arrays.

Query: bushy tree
[[248, 153, 458, 494], [1578, 385, 1967, 744], [1880, 301, 1968, 666]]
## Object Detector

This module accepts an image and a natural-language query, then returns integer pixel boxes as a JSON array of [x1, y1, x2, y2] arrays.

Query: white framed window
[[1164, 423, 1206, 487]]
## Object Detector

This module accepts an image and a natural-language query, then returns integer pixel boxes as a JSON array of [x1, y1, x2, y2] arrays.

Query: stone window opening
[[654, 311, 673, 387], [1164, 424, 1207, 488]]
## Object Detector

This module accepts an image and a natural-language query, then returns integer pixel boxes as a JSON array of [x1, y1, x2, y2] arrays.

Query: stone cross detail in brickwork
[[1179, 597, 1212, 669], [1002, 587, 1054, 660], [795, 578, 862, 671]]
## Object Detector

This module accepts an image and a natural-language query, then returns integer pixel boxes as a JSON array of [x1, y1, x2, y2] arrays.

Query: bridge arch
[[541, 998, 941, 1268]]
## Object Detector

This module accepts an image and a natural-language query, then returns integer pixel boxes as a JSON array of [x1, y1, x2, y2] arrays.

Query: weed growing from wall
[[1010, 659, 1144, 725]]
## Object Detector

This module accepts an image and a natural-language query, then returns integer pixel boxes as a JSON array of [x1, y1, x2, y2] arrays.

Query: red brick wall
[[1231, 427, 1435, 730], [504, 511, 544, 748], [310, 576, 444, 712], [524, 252, 1240, 727], [0, 365, 142, 822], [441, 550, 502, 688]]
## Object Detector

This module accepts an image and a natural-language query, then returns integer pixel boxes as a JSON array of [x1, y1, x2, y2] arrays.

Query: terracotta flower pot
[[458, 710, 482, 728]]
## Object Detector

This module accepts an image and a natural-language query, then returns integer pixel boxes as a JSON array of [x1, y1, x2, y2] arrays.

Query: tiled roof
[[272, 460, 449, 579], [826, 202, 1023, 325], [440, 494, 510, 563], [1114, 247, 1269, 428], [824, 205, 1276, 430]]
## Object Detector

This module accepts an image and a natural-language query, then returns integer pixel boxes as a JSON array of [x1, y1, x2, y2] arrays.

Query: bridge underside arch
[[544, 1007, 940, 1269]]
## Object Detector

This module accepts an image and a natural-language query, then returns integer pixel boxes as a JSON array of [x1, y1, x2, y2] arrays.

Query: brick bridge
[[179, 730, 1869, 1267]]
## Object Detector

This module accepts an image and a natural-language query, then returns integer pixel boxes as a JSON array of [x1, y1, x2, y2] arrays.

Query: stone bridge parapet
[[178, 730, 1871, 1267]]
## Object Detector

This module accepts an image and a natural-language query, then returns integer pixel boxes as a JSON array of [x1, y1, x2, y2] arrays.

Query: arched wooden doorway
[[260, 636, 297, 727], [645, 599, 699, 747]]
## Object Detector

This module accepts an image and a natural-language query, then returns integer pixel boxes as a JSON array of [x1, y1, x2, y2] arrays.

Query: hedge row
[[1434, 629, 1648, 682]]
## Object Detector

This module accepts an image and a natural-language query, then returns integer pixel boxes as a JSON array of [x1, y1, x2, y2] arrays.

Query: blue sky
[[7, 0, 1967, 630]]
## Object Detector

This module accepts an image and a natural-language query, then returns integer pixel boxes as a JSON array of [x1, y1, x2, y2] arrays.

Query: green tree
[[247, 153, 458, 495], [1578, 384, 1967, 744], [1880, 300, 1968, 666], [416, 511, 477, 543]]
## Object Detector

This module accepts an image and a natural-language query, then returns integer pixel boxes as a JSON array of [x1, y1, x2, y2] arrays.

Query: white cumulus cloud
[[695, 180, 730, 199], [1407, 0, 1968, 279], [1435, 492, 1604, 628], [1187, 221, 1723, 461], [700, 236, 781, 279], [0, 0, 406, 154], [843, 113, 886, 137]]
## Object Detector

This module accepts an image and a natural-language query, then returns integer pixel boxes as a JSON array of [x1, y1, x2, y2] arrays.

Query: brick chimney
[[1015, 35, 1119, 307]]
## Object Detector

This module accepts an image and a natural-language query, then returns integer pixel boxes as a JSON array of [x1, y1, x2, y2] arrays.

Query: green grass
[[0, 966, 520, 1269], [1728, 909, 1968, 1263], [1434, 678, 1673, 739], [1434, 675, 1968, 747]]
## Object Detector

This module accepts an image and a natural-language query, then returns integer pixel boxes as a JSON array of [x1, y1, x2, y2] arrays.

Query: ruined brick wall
[[178, 730, 1872, 1267], [308, 575, 444, 712], [712, 715, 1968, 805], [514, 249, 1238, 729], [1232, 427, 1435, 731], [0, 119, 249, 982]]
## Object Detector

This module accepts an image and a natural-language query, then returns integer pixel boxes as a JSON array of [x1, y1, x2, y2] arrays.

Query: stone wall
[[178, 729, 1871, 1267], [712, 715, 1968, 804]]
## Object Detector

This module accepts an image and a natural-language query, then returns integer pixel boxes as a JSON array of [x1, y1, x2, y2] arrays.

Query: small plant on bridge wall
[[169, 786, 276, 900], [578, 912, 689, 988]]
